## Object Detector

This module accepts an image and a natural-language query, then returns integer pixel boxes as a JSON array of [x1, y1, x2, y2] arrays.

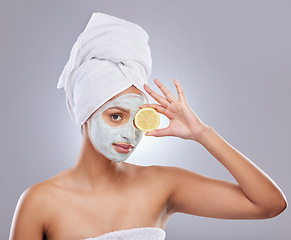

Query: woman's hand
[[143, 79, 287, 220], [141, 78, 208, 142]]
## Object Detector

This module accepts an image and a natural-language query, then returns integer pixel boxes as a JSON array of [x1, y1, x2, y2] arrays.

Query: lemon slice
[[134, 108, 160, 132]]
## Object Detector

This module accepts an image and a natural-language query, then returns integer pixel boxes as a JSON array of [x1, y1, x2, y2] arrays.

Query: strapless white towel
[[82, 227, 166, 240]]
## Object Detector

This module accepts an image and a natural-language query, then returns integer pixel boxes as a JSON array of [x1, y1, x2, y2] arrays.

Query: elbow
[[273, 197, 288, 217], [263, 197, 288, 219]]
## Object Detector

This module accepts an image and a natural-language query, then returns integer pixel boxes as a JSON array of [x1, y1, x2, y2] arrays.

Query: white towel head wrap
[[57, 12, 152, 126]]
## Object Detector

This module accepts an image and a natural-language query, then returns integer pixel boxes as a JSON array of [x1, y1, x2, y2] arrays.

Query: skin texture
[[9, 81, 287, 240]]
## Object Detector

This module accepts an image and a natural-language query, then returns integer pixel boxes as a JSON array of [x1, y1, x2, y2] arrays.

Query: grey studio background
[[1, 0, 290, 239]]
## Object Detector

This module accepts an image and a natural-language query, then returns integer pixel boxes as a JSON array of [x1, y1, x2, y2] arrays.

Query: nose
[[120, 122, 136, 140]]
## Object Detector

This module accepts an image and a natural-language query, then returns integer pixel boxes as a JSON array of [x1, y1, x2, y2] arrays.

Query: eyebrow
[[107, 107, 130, 114]]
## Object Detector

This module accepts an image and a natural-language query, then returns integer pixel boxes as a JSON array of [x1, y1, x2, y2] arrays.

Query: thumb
[[145, 127, 172, 137]]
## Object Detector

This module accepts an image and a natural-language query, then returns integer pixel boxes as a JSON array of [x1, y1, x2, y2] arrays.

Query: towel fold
[[57, 12, 152, 126]]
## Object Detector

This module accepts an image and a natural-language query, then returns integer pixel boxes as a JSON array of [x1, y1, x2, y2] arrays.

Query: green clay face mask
[[89, 93, 146, 162]]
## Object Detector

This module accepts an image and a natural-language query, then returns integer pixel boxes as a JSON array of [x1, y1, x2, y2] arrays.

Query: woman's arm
[[141, 78, 287, 219], [9, 185, 47, 240], [160, 128, 287, 219]]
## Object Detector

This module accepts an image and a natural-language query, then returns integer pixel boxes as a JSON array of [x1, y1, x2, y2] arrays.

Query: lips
[[113, 142, 134, 154]]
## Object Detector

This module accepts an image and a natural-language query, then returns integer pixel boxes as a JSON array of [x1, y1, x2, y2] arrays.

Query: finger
[[154, 79, 177, 103], [139, 103, 171, 118], [144, 84, 170, 107], [145, 127, 173, 137], [173, 78, 186, 102], [140, 103, 166, 113]]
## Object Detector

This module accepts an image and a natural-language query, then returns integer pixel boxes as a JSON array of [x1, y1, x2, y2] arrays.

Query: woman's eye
[[111, 114, 122, 121]]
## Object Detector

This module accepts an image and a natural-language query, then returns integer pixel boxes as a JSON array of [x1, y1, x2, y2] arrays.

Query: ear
[[80, 125, 83, 135], [81, 121, 89, 136]]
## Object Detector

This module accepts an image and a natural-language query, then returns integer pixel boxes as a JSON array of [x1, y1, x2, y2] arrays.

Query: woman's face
[[88, 86, 147, 162]]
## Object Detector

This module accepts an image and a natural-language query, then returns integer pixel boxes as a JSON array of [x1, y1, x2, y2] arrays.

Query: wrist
[[194, 124, 213, 144]]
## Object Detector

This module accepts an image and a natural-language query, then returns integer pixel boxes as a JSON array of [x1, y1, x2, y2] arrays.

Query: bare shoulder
[[131, 164, 191, 182], [15, 179, 59, 219], [10, 179, 60, 239], [134, 165, 199, 214], [19, 182, 46, 204], [136, 164, 195, 179], [13, 169, 73, 222], [20, 168, 70, 200], [133, 164, 192, 195], [123, 164, 176, 195], [20, 179, 56, 201]]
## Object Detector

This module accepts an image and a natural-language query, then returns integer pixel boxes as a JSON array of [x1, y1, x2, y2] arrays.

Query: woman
[[9, 13, 287, 240]]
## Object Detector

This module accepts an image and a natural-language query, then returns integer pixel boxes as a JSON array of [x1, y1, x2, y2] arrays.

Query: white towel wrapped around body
[[57, 12, 152, 126], [82, 227, 166, 240]]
